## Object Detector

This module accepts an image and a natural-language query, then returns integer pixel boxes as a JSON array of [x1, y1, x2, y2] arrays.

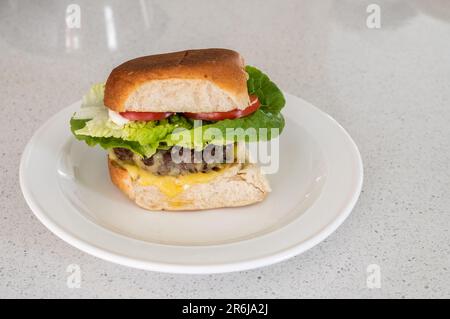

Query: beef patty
[[113, 145, 234, 176]]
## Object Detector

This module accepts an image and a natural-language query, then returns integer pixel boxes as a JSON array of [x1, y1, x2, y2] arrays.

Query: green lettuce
[[70, 65, 285, 157], [74, 114, 192, 146], [70, 118, 157, 156], [165, 66, 285, 148]]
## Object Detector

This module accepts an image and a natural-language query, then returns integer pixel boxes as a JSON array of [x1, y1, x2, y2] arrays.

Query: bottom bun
[[108, 158, 271, 211]]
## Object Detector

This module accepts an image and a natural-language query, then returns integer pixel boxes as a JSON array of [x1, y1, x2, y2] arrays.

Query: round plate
[[20, 93, 363, 274]]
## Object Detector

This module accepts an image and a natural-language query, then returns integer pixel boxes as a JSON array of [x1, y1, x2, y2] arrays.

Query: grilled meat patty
[[113, 145, 234, 176]]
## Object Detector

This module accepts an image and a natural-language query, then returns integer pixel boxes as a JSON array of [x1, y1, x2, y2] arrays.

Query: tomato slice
[[118, 95, 260, 121], [183, 95, 260, 121], [119, 111, 173, 121]]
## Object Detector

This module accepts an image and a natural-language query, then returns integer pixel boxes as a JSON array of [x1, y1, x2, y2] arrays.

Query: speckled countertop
[[1, 0, 449, 298]]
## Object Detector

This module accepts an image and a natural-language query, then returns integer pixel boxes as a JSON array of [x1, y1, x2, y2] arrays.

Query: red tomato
[[119, 111, 173, 121], [183, 95, 260, 121]]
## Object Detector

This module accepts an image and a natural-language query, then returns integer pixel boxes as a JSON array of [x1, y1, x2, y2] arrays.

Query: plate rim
[[20, 93, 363, 274]]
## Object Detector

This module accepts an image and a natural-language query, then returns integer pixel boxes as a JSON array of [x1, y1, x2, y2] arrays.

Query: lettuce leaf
[[164, 66, 285, 149], [74, 114, 192, 145], [73, 83, 108, 120], [70, 118, 157, 157], [81, 82, 105, 107], [70, 66, 285, 156], [246, 65, 285, 114], [70, 115, 192, 157], [164, 109, 284, 149]]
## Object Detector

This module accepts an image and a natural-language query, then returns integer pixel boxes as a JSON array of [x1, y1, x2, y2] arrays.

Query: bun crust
[[108, 158, 270, 211], [104, 48, 250, 113]]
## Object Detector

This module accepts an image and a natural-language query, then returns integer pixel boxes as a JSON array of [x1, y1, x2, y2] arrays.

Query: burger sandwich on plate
[[70, 48, 285, 211]]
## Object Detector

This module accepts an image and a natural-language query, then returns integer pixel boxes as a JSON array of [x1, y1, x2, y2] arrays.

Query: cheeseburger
[[70, 48, 285, 210]]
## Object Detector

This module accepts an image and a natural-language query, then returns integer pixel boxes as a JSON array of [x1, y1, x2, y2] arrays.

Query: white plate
[[20, 93, 363, 274]]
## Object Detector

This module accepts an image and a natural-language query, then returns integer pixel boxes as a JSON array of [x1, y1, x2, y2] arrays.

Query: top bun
[[104, 48, 250, 113]]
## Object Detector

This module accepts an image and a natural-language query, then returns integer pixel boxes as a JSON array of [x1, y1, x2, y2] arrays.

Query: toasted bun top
[[104, 48, 250, 113]]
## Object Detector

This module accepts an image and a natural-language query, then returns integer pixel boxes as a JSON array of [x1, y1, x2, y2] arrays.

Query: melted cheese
[[122, 164, 227, 198]]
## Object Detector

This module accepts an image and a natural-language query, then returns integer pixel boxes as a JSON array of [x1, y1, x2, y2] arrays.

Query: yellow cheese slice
[[122, 164, 227, 198]]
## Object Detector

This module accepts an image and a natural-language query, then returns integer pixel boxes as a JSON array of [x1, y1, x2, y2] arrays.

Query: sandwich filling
[[109, 146, 238, 197], [110, 144, 234, 176], [70, 65, 285, 183]]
